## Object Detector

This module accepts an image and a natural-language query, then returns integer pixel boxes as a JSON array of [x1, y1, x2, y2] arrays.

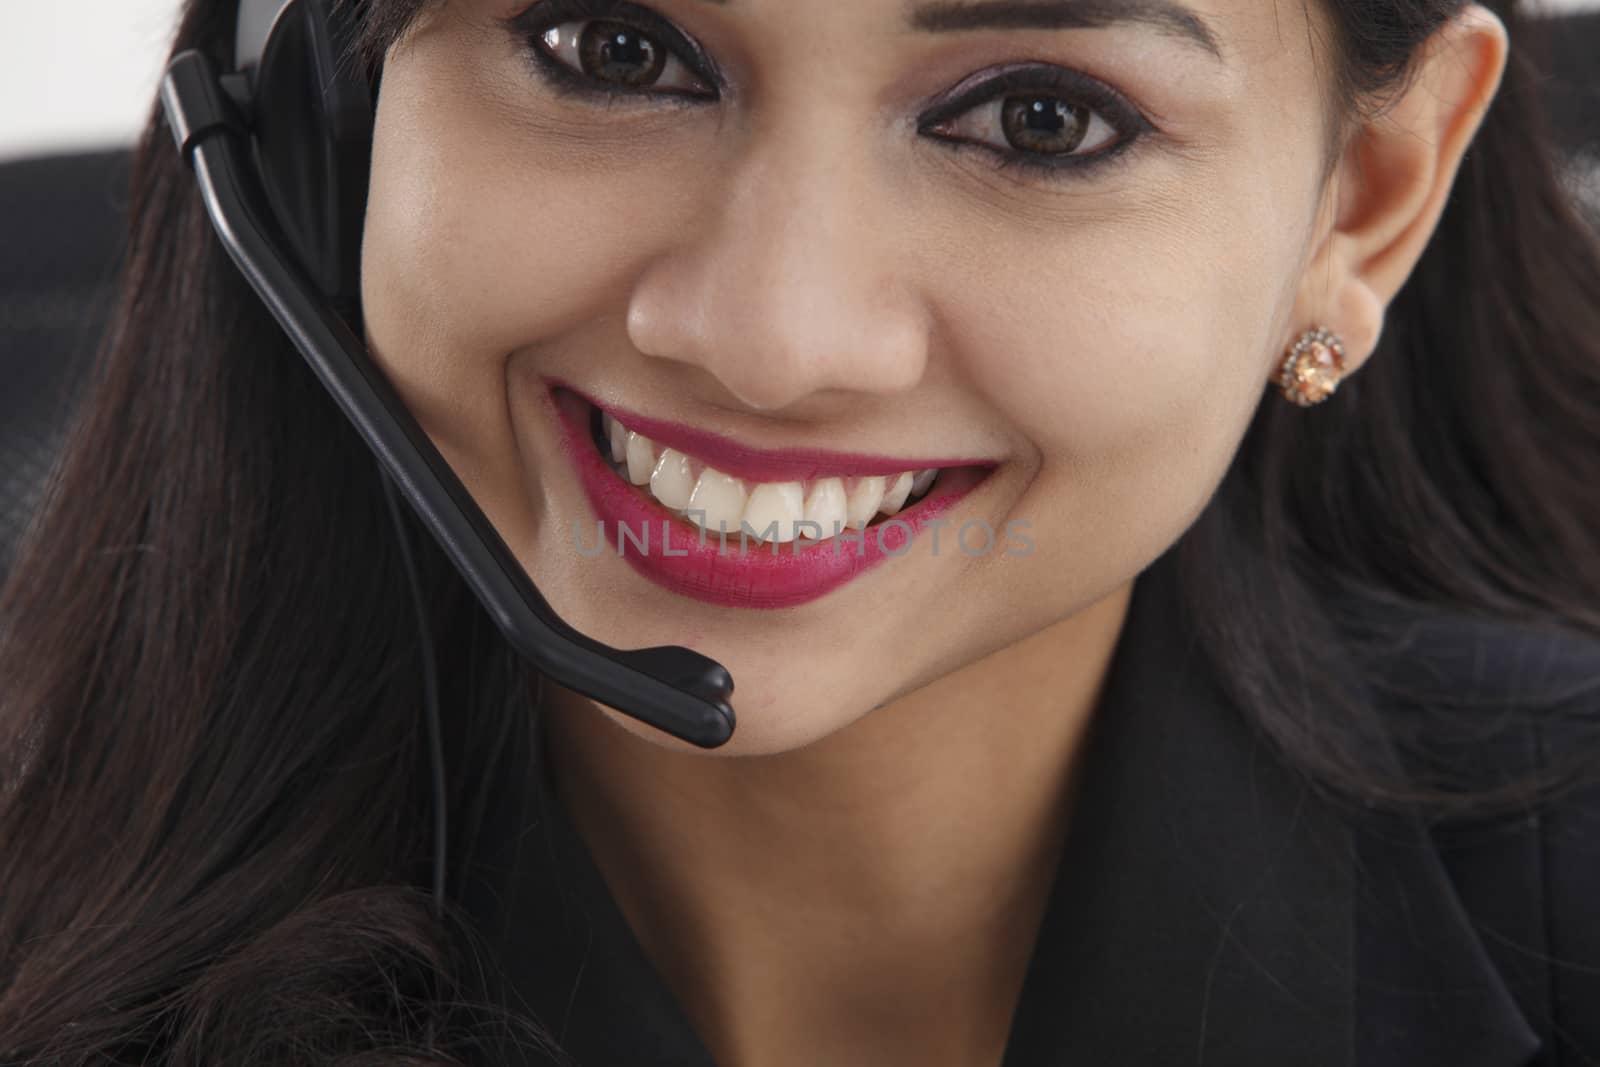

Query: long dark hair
[[2, 0, 1597, 1061]]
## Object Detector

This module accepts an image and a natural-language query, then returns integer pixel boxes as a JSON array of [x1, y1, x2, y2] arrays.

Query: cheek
[[358, 53, 688, 493], [934, 187, 1299, 531], [360, 25, 712, 369]]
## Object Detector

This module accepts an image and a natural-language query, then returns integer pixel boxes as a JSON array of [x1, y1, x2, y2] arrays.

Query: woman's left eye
[[505, 1, 1154, 185], [914, 67, 1150, 182]]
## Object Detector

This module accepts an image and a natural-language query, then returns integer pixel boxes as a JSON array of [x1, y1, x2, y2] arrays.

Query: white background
[[1, 0, 1597, 163]]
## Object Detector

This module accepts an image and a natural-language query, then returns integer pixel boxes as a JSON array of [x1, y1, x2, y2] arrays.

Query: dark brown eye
[[915, 64, 1149, 183], [1002, 96, 1095, 155], [532, 17, 715, 98], [929, 92, 1115, 162], [577, 19, 666, 88]]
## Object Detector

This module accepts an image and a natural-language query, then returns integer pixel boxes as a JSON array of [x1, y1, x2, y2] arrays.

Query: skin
[[360, 1, 1508, 1062]]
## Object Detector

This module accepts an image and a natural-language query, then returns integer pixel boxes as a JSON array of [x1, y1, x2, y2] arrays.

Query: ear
[[1292, 3, 1509, 375]]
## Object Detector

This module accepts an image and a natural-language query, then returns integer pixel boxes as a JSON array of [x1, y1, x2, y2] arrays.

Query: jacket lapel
[[1353, 807, 1542, 1065], [1000, 549, 1541, 1067]]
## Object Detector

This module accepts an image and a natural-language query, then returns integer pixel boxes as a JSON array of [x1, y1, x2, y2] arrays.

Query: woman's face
[[361, 0, 1340, 754]]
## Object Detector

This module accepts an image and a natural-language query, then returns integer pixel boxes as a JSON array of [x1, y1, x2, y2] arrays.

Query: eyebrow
[[690, 0, 1225, 65], [907, 0, 1225, 62]]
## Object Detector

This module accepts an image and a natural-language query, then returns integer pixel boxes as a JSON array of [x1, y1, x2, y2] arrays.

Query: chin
[[568, 649, 879, 759], [523, 565, 885, 751]]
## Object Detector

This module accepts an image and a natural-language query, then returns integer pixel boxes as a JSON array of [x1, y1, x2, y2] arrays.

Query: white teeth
[[649, 448, 696, 510], [596, 407, 947, 538], [607, 414, 628, 465], [801, 477, 848, 540], [879, 471, 914, 517], [741, 482, 805, 543], [844, 476, 886, 530], [687, 468, 747, 535], [625, 432, 656, 486]]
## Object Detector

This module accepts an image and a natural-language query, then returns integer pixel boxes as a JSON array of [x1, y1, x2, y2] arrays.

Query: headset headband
[[236, 0, 295, 72]]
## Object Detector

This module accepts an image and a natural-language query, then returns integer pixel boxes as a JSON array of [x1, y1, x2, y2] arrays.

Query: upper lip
[[551, 379, 998, 484]]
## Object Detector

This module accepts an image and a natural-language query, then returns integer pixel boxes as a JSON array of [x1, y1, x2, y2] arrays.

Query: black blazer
[[461, 545, 1600, 1066]]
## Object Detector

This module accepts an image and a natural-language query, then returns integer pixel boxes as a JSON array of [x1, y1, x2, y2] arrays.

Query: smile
[[545, 381, 997, 609], [599, 408, 944, 543]]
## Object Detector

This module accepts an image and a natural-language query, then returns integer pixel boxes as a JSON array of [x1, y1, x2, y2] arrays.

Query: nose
[[624, 123, 931, 413]]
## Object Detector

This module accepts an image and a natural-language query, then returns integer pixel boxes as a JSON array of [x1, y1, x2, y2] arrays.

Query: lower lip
[[547, 386, 991, 609]]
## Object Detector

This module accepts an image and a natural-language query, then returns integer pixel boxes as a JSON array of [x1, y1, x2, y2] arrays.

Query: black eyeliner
[[947, 129, 1145, 183], [919, 65, 1148, 135], [916, 64, 1152, 177], [501, 1, 1155, 186]]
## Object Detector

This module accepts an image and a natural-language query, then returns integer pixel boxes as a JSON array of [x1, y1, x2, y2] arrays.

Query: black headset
[[158, 0, 739, 918]]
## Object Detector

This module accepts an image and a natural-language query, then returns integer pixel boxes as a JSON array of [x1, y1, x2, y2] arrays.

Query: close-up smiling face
[[356, 0, 1470, 756], [26, 0, 1600, 1057]]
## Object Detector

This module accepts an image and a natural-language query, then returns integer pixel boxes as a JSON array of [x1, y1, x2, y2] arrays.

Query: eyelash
[[502, 0, 1156, 187]]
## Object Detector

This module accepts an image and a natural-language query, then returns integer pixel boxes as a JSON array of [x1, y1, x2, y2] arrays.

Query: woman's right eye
[[513, 7, 720, 104]]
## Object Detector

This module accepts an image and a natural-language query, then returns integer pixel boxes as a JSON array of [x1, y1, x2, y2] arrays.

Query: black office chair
[[0, 148, 130, 580], [2, 12, 1598, 585]]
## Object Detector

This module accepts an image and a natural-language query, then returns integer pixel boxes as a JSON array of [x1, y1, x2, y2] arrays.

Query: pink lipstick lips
[[546, 381, 996, 609]]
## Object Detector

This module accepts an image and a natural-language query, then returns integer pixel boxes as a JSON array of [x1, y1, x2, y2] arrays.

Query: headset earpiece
[[234, 0, 372, 319]]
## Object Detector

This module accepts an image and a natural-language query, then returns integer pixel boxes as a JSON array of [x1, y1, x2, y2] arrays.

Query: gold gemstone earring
[[1274, 326, 1347, 407]]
